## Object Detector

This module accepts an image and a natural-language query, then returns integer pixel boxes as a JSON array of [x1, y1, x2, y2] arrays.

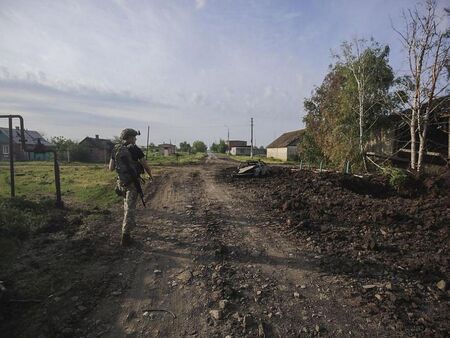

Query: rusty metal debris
[[233, 160, 270, 177]]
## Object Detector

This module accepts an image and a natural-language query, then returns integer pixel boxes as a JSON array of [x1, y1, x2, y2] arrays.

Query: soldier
[[109, 128, 152, 246]]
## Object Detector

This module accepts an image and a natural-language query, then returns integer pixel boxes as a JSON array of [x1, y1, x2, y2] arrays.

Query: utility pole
[[146, 125, 150, 159], [225, 125, 230, 154], [250, 117, 253, 158]]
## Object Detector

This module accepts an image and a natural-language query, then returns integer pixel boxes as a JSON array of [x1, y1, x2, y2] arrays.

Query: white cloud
[[195, 0, 207, 10]]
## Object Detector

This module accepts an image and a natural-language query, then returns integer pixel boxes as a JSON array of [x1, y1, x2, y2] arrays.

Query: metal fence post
[[8, 117, 15, 197], [53, 151, 63, 208]]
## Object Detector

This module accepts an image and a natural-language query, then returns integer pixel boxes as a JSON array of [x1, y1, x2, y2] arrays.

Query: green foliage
[[145, 152, 205, 165], [302, 38, 394, 171], [192, 140, 207, 153], [382, 166, 409, 191], [298, 131, 326, 164], [179, 141, 192, 153], [51, 136, 91, 162], [210, 139, 227, 153], [51, 136, 76, 151]]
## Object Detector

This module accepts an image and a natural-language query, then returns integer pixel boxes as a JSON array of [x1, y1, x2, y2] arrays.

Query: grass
[[0, 153, 202, 208], [0, 161, 120, 208], [145, 151, 206, 165]]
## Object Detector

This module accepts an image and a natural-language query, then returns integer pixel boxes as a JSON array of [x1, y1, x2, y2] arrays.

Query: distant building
[[0, 126, 53, 161], [227, 140, 247, 149], [266, 129, 305, 161], [158, 143, 176, 156], [230, 146, 251, 156], [230, 146, 266, 156], [79, 135, 114, 163]]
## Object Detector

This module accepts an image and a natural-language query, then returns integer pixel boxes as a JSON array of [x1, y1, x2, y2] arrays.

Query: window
[[2, 145, 9, 155]]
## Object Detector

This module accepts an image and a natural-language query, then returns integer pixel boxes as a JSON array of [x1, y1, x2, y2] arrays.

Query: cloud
[[195, 0, 207, 10]]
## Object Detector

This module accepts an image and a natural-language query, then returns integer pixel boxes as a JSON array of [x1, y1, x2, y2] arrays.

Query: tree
[[179, 141, 192, 153], [210, 142, 218, 153], [192, 140, 207, 153], [51, 136, 76, 152], [393, 0, 450, 172], [302, 39, 394, 170], [334, 38, 394, 170], [210, 140, 228, 153], [216, 139, 227, 153]]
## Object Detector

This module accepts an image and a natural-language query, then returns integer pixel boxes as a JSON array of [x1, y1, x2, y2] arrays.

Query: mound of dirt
[[221, 166, 450, 336]]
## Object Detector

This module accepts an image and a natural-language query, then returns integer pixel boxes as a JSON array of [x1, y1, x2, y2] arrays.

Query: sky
[[0, 0, 448, 147]]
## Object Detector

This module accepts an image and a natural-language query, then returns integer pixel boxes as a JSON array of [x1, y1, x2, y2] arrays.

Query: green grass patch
[[145, 152, 206, 165], [0, 161, 120, 208]]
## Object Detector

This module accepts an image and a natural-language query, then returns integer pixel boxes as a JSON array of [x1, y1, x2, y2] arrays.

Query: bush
[[382, 166, 409, 191], [192, 140, 207, 153]]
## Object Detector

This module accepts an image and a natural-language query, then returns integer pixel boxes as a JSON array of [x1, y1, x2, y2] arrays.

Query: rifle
[[120, 155, 146, 207]]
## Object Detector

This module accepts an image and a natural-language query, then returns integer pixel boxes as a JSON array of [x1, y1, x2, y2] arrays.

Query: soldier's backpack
[[114, 144, 141, 185]]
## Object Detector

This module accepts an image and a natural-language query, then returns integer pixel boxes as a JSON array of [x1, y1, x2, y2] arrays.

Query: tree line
[[300, 0, 449, 174]]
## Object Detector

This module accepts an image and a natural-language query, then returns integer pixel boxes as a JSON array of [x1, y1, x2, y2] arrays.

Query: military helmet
[[120, 128, 140, 140]]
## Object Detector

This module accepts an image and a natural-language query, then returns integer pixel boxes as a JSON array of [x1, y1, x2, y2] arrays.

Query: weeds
[[382, 166, 409, 192]]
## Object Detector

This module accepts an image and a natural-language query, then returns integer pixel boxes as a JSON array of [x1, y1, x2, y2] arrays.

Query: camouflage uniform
[[122, 183, 138, 235], [113, 129, 143, 240]]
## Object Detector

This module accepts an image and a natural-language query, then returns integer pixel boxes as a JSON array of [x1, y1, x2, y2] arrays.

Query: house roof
[[158, 143, 176, 148], [80, 136, 114, 149], [0, 127, 52, 146], [267, 129, 305, 148]]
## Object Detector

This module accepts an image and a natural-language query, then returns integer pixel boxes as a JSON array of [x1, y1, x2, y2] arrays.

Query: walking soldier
[[109, 128, 152, 246]]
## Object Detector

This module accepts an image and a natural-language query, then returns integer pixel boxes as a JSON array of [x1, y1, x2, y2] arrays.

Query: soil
[[1, 156, 449, 337]]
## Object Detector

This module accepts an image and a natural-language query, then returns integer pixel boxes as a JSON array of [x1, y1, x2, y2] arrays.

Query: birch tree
[[394, 0, 449, 172], [334, 39, 394, 171]]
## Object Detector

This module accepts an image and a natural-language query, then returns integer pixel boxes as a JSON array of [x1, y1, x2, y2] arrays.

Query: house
[[266, 129, 305, 161], [227, 140, 247, 149], [0, 126, 53, 161], [230, 146, 251, 156], [230, 146, 266, 156], [79, 135, 114, 163], [158, 143, 176, 156], [367, 95, 449, 166]]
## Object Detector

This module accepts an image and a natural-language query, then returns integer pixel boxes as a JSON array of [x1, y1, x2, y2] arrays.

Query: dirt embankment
[[220, 166, 450, 336]]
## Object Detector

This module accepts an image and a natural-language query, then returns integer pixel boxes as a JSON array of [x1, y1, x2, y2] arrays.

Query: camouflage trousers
[[122, 183, 138, 235]]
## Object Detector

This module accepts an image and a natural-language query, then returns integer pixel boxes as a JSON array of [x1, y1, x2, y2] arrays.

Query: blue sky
[[0, 0, 447, 146]]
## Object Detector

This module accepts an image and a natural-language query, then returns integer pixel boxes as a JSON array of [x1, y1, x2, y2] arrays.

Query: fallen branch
[[142, 309, 176, 319]]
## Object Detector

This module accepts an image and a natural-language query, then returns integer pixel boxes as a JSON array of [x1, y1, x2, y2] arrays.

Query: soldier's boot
[[121, 233, 132, 247]]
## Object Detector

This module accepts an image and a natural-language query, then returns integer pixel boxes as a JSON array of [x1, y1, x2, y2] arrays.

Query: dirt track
[[81, 157, 392, 337], [1, 156, 448, 337]]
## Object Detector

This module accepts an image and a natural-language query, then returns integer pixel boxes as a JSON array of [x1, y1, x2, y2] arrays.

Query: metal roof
[[266, 129, 305, 148], [0, 127, 52, 146]]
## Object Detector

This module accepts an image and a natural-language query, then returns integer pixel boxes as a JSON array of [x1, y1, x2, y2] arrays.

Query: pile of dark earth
[[218, 166, 450, 337]]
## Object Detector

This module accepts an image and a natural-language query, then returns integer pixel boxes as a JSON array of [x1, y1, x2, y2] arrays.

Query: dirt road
[[4, 157, 446, 337], [76, 157, 391, 337]]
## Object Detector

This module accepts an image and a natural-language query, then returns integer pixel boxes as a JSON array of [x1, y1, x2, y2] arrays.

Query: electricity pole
[[225, 125, 230, 154], [146, 125, 150, 159], [250, 117, 253, 158]]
